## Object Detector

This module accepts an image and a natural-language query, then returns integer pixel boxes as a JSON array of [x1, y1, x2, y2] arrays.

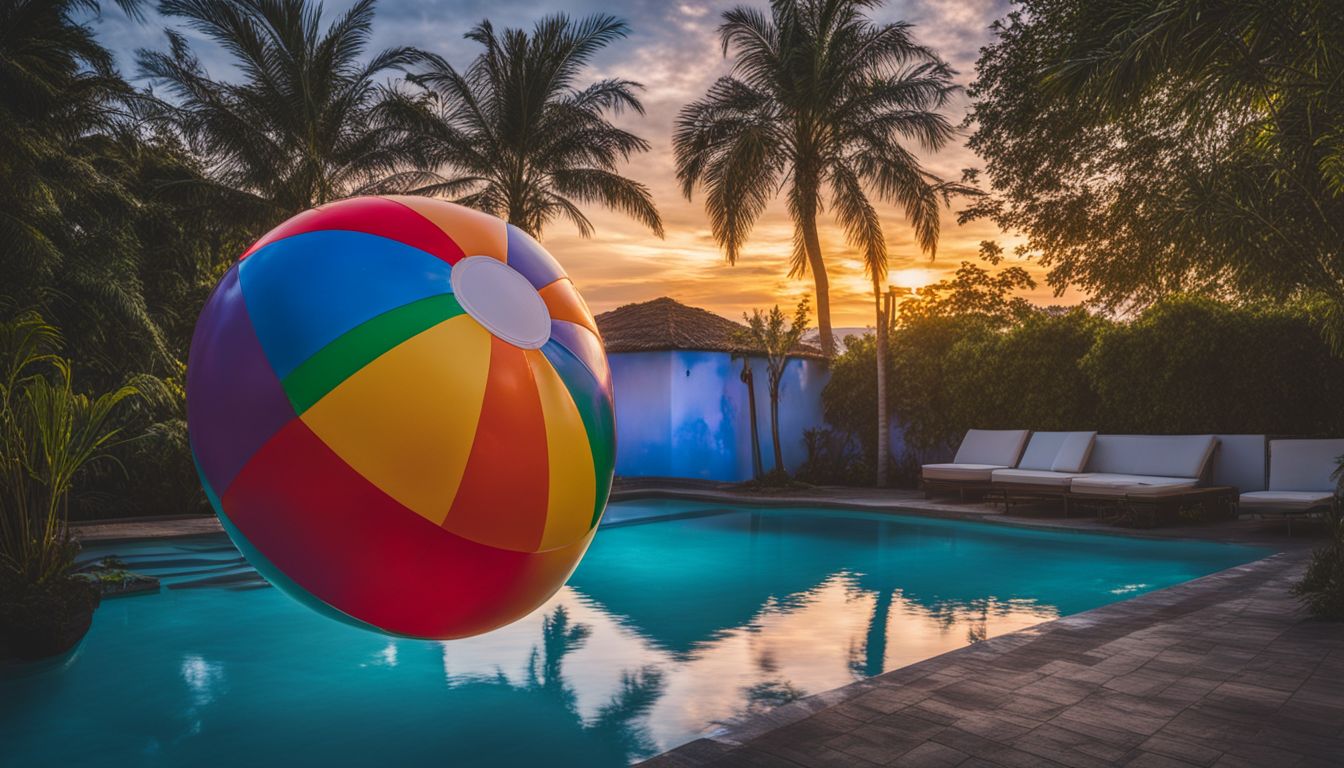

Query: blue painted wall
[[610, 350, 829, 481]]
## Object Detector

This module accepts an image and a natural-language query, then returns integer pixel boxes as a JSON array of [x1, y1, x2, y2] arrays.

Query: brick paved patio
[[640, 552, 1344, 767]]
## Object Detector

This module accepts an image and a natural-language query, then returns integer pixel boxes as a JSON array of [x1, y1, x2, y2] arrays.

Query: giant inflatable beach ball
[[186, 196, 615, 639]]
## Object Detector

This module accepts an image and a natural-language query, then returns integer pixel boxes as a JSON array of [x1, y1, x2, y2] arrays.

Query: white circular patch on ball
[[450, 255, 552, 349]]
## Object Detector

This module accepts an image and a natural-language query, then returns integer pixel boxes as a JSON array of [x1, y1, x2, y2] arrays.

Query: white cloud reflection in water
[[435, 573, 1056, 755]]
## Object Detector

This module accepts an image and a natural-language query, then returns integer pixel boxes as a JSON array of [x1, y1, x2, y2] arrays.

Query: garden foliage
[[823, 293, 1344, 478]]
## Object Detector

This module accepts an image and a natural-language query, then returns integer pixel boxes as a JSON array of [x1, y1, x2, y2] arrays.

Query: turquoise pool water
[[1, 501, 1266, 767]]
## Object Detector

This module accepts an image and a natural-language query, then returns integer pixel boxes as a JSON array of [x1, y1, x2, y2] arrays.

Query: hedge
[[821, 295, 1344, 479]]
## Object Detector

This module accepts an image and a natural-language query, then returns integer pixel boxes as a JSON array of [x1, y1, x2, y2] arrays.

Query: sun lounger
[[1239, 438, 1343, 533], [1066, 435, 1226, 525], [922, 429, 1029, 497], [991, 431, 1096, 510]]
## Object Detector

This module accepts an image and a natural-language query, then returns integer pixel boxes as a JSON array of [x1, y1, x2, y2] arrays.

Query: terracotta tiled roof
[[595, 297, 824, 358]]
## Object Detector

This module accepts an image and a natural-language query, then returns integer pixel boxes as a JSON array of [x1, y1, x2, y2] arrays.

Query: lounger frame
[[1066, 486, 1237, 528], [920, 477, 995, 500], [1244, 496, 1338, 535]]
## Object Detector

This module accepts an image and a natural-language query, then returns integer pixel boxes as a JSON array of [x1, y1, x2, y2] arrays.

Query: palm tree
[[737, 298, 810, 475], [394, 14, 663, 240], [674, 0, 967, 357], [0, 0, 185, 378], [136, 0, 425, 225]]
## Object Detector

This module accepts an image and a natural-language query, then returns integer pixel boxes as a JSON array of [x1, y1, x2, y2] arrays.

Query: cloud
[[88, 0, 1062, 327]]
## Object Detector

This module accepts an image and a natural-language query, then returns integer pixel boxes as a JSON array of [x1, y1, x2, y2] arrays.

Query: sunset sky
[[91, 0, 1080, 327]]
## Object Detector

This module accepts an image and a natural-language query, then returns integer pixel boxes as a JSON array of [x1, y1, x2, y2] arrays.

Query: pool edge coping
[[608, 487, 1306, 552]]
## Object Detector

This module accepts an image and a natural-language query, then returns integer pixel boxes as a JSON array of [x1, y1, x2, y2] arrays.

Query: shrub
[[944, 308, 1106, 433], [795, 428, 871, 486], [821, 295, 1344, 487], [1292, 462, 1344, 621], [1293, 521, 1344, 621], [1083, 296, 1344, 434]]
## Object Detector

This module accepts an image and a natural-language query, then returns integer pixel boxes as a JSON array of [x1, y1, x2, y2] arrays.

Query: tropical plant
[[0, 312, 138, 586], [137, 0, 426, 226], [966, 0, 1344, 343], [674, 0, 969, 356], [395, 14, 663, 240], [735, 298, 810, 475]]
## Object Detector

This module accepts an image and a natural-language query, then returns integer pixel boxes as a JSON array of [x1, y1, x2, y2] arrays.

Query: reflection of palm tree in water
[[739, 648, 805, 717], [525, 605, 667, 759], [526, 604, 592, 700], [850, 588, 894, 679]]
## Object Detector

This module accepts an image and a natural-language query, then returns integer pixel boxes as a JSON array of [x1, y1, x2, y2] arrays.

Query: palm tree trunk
[[770, 383, 784, 473], [798, 208, 834, 357], [742, 361, 764, 479], [874, 278, 889, 487]]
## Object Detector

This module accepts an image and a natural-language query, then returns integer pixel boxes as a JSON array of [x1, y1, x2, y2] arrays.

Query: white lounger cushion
[[1085, 435, 1218, 480], [1239, 491, 1335, 511], [1016, 432, 1069, 470], [1267, 439, 1344, 492], [1013, 431, 1095, 472], [952, 429, 1030, 467], [990, 468, 1080, 488], [1052, 432, 1097, 473], [922, 464, 1002, 482], [1069, 473, 1197, 497]]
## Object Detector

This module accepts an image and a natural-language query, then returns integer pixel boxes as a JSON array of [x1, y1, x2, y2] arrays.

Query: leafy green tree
[[897, 260, 1036, 327], [396, 14, 662, 240], [966, 0, 1344, 339], [675, 0, 968, 357], [137, 0, 426, 225]]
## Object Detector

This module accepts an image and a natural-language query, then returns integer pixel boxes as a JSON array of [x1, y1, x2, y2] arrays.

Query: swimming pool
[[1, 500, 1267, 767]]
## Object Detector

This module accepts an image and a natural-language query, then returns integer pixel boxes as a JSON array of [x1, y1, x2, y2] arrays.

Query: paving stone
[[1105, 669, 1184, 696], [1208, 742, 1306, 767], [1156, 677, 1222, 703], [926, 680, 1015, 711], [929, 728, 1062, 768], [1013, 724, 1126, 768], [1203, 681, 1293, 714], [1137, 733, 1222, 766], [998, 693, 1070, 721], [1123, 750, 1203, 767], [946, 711, 1039, 743], [823, 722, 925, 764], [887, 741, 968, 768]]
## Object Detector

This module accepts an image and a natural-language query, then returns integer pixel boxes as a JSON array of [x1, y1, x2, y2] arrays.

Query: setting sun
[[888, 267, 939, 291]]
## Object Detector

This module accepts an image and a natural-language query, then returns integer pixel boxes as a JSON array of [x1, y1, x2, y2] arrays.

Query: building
[[596, 297, 829, 482]]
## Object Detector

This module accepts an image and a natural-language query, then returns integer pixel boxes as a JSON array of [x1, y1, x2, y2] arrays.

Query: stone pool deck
[[72, 483, 1322, 549], [73, 484, 1341, 766], [73, 513, 225, 542]]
